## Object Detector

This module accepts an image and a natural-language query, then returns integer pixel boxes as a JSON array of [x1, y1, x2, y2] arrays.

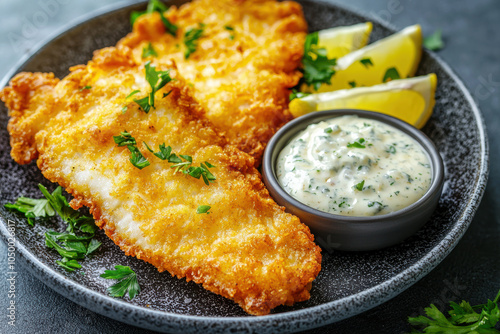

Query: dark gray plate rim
[[0, 0, 489, 333]]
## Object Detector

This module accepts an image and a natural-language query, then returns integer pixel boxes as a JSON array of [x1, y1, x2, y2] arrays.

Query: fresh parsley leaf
[[127, 145, 150, 169], [197, 205, 211, 214], [289, 89, 311, 101], [45, 232, 84, 259], [4, 195, 55, 226], [130, 0, 177, 36], [386, 145, 397, 154], [101, 265, 140, 299], [360, 58, 373, 68], [159, 15, 178, 37], [423, 29, 444, 51], [408, 289, 500, 333], [38, 185, 80, 223], [141, 42, 158, 58], [79, 85, 92, 91], [125, 90, 141, 101], [224, 25, 234, 31], [204, 161, 216, 168], [10, 184, 100, 272], [133, 96, 151, 113], [354, 180, 365, 191], [134, 61, 172, 113], [383, 67, 401, 82], [157, 144, 174, 160], [86, 239, 102, 256], [301, 32, 337, 91], [56, 258, 82, 272], [348, 81, 357, 88], [184, 24, 205, 59], [347, 138, 366, 148], [113, 131, 137, 147]]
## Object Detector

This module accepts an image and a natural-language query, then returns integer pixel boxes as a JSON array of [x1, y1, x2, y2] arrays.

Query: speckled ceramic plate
[[0, 1, 489, 333]]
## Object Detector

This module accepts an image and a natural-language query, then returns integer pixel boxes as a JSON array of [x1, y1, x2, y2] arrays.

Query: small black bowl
[[262, 109, 445, 251]]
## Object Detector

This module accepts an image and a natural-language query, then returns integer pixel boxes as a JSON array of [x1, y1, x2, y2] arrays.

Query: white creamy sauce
[[277, 115, 432, 216]]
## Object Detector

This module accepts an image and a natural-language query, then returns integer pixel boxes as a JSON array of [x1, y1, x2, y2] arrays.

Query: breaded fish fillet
[[0, 46, 321, 315], [118, 0, 307, 164]]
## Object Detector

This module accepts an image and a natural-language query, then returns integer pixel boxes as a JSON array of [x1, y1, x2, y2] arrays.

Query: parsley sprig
[[127, 62, 172, 114], [300, 32, 337, 91], [101, 265, 140, 299], [407, 289, 500, 333], [5, 185, 101, 272], [130, 0, 177, 36], [143, 142, 217, 185], [114, 132, 217, 184], [184, 24, 205, 59], [4, 195, 55, 226], [114, 131, 150, 170]]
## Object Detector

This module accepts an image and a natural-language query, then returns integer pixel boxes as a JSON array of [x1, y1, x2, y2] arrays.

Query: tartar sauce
[[277, 115, 432, 216]]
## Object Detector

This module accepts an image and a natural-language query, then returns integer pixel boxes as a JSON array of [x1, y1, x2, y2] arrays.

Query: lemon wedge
[[317, 22, 373, 59], [290, 73, 437, 129], [309, 24, 422, 93]]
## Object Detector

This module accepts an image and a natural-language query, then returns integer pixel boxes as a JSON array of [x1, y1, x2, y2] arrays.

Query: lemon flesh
[[310, 24, 422, 93], [317, 22, 372, 59], [290, 73, 437, 129]]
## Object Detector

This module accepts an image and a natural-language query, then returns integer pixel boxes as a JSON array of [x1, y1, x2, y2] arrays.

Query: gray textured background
[[0, 0, 499, 333]]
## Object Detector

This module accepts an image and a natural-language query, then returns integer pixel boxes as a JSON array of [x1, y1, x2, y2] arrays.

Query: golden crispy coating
[[118, 0, 307, 164], [1, 46, 321, 315]]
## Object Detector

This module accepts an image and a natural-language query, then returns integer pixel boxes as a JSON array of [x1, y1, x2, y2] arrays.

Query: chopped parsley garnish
[[408, 289, 500, 333], [368, 201, 384, 209], [113, 131, 137, 147], [130, 0, 177, 36], [324, 127, 333, 133], [128, 145, 151, 169], [289, 89, 311, 101], [224, 25, 235, 40], [354, 180, 365, 191], [4, 194, 55, 226], [126, 90, 141, 99], [386, 145, 396, 154], [347, 138, 366, 148], [6, 184, 101, 271], [141, 42, 158, 58], [196, 205, 211, 214], [383, 67, 401, 82], [79, 85, 92, 91], [142, 142, 217, 185], [301, 32, 337, 91], [114, 131, 150, 169], [184, 24, 205, 59], [101, 265, 140, 299], [348, 81, 357, 88], [423, 29, 444, 51], [360, 58, 373, 68], [132, 61, 173, 113]]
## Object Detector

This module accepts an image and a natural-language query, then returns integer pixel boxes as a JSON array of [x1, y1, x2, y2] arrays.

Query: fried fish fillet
[[118, 0, 307, 164], [0, 46, 321, 315]]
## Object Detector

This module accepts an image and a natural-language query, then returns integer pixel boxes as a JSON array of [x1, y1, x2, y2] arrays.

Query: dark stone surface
[[0, 0, 499, 333]]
